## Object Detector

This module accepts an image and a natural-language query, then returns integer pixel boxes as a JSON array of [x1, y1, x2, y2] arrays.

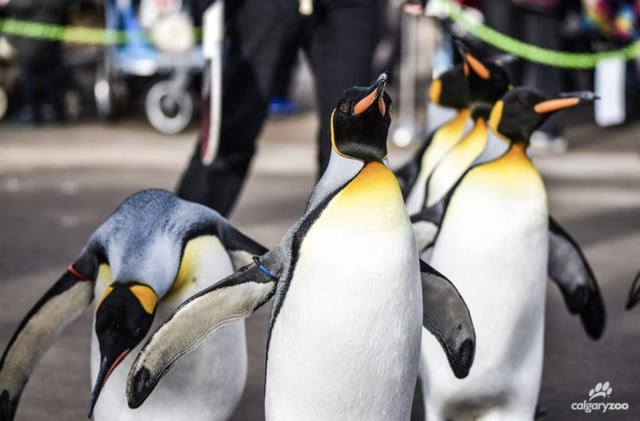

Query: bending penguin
[[125, 74, 476, 421], [0, 189, 267, 421], [420, 87, 601, 420], [395, 64, 472, 214]]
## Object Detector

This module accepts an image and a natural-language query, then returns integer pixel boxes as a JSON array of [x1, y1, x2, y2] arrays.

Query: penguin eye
[[338, 101, 350, 114]]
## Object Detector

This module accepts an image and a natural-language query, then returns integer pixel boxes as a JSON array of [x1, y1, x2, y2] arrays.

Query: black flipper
[[410, 199, 446, 253], [548, 216, 606, 339], [625, 270, 640, 310], [394, 131, 435, 198], [216, 219, 269, 270], [0, 253, 96, 421], [126, 251, 281, 409], [420, 260, 475, 378]]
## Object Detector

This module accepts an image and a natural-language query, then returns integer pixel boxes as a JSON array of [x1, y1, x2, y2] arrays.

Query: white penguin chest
[[266, 162, 422, 421], [433, 151, 549, 280], [430, 150, 549, 370]]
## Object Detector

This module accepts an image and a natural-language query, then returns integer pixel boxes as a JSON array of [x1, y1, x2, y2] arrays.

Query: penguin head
[[89, 282, 158, 417], [489, 87, 597, 143], [429, 65, 470, 109], [456, 41, 511, 119], [331, 72, 392, 162]]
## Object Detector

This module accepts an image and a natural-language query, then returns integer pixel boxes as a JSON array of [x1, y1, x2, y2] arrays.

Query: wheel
[[144, 79, 194, 134], [94, 52, 115, 120]]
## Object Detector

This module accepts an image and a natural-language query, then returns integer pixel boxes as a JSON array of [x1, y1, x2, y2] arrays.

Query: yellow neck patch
[[488, 100, 511, 144], [422, 109, 471, 175], [170, 235, 222, 297], [130, 285, 158, 314], [489, 100, 503, 133], [97, 284, 114, 308], [340, 161, 401, 202]]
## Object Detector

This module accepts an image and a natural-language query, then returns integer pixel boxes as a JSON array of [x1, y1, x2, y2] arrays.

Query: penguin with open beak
[[0, 189, 267, 420]]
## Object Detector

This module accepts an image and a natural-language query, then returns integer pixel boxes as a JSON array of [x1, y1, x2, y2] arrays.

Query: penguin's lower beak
[[88, 348, 131, 418], [354, 72, 388, 116]]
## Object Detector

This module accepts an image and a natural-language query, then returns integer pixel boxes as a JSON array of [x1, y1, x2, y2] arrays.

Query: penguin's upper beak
[[626, 271, 640, 310], [354, 72, 388, 116], [455, 40, 490, 80], [534, 91, 598, 114], [88, 342, 131, 417]]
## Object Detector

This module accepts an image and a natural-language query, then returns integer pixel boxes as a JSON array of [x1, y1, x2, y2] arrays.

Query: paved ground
[[0, 109, 639, 420]]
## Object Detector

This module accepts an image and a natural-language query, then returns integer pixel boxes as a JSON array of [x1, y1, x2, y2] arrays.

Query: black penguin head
[[88, 282, 158, 417], [456, 41, 511, 119], [331, 73, 392, 162], [489, 87, 597, 143], [429, 65, 470, 109]]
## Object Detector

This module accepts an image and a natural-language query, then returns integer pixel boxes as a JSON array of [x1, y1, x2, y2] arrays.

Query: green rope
[[0, 18, 201, 45], [443, 0, 640, 69], [2, 6, 640, 68]]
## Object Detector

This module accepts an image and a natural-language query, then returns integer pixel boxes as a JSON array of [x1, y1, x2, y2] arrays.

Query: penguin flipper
[[548, 216, 606, 339], [216, 220, 269, 271], [626, 270, 640, 310], [420, 260, 475, 379], [394, 158, 420, 198], [0, 258, 96, 421], [410, 200, 445, 252], [127, 254, 279, 409]]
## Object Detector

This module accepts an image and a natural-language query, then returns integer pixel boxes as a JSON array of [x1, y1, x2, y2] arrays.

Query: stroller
[[94, 0, 204, 134]]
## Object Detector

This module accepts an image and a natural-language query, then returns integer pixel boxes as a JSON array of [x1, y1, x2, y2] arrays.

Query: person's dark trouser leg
[[176, 0, 302, 216], [304, 0, 381, 177], [522, 9, 564, 136]]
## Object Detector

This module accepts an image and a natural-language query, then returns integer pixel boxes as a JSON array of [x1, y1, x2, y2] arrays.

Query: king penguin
[[420, 88, 599, 421], [410, 46, 510, 255], [125, 74, 476, 421], [395, 64, 472, 215], [422, 44, 511, 210], [0, 189, 267, 421]]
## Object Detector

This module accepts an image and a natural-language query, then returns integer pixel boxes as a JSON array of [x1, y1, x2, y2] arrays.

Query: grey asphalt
[[0, 110, 639, 420]]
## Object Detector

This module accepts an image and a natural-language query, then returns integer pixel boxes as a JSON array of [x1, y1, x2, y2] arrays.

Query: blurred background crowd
[[0, 0, 638, 139]]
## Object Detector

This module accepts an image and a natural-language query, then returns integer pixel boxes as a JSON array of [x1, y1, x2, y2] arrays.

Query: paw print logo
[[588, 381, 613, 401]]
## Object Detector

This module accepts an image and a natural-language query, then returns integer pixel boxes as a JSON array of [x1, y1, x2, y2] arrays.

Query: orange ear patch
[[429, 79, 442, 103], [130, 285, 158, 314], [534, 97, 580, 113], [354, 89, 378, 115], [465, 54, 490, 80], [97, 286, 114, 308]]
